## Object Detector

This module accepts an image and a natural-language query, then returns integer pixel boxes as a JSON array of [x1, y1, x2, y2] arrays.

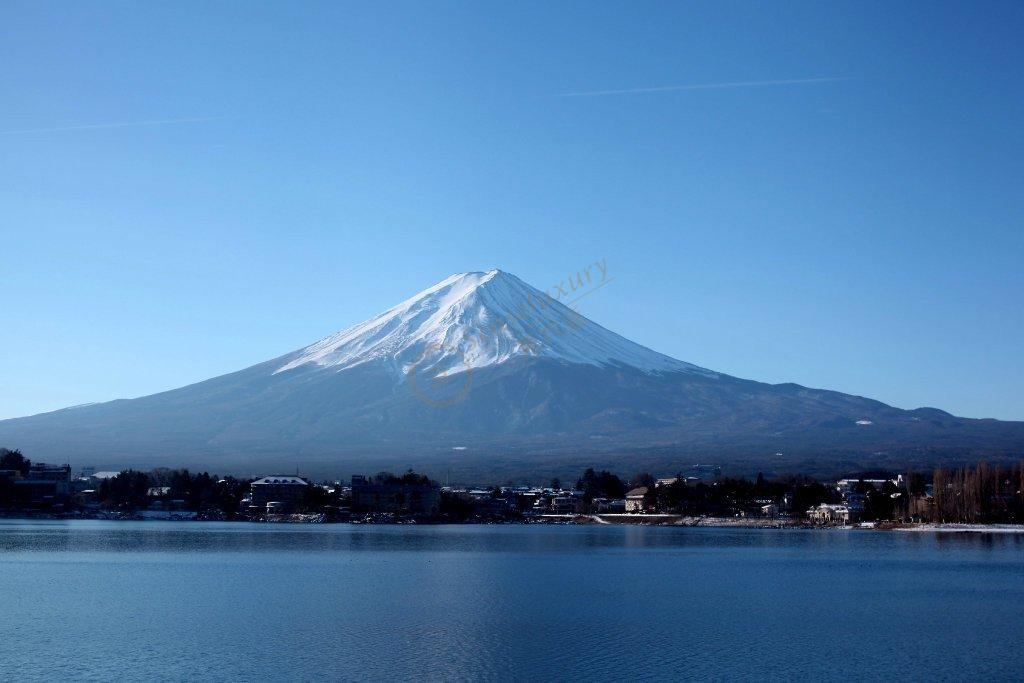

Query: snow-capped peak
[[274, 269, 713, 378]]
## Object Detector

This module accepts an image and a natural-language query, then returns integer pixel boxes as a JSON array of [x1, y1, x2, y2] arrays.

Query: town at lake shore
[[2, 447, 1022, 531]]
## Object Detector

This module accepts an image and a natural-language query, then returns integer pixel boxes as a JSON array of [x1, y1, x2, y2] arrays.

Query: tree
[[630, 473, 655, 490], [790, 479, 838, 517], [0, 448, 30, 476], [97, 470, 151, 510], [576, 468, 626, 502]]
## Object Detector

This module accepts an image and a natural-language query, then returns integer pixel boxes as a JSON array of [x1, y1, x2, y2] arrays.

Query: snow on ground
[[895, 524, 1024, 533]]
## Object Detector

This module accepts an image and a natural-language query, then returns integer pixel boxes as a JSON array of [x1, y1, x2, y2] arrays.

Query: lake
[[1, 520, 1022, 681]]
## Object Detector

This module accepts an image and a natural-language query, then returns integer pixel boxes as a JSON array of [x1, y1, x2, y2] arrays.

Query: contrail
[[558, 77, 849, 97], [0, 116, 225, 136]]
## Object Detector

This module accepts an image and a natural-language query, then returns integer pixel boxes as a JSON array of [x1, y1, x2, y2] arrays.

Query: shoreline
[[889, 523, 1024, 534], [3, 512, 1023, 533]]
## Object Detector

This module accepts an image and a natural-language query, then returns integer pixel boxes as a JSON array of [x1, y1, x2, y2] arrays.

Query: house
[[250, 475, 309, 513], [592, 497, 626, 513], [350, 475, 440, 516], [807, 504, 850, 525], [655, 477, 679, 488], [760, 503, 779, 517], [550, 493, 584, 514], [625, 486, 649, 513]]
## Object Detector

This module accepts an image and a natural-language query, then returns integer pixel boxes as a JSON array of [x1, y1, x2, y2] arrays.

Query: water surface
[[1, 520, 1021, 681]]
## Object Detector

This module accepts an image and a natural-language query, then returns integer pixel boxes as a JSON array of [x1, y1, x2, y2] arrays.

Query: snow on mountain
[[274, 269, 715, 378]]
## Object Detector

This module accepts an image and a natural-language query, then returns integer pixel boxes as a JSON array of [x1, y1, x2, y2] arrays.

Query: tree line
[[95, 469, 253, 514], [931, 461, 1024, 523]]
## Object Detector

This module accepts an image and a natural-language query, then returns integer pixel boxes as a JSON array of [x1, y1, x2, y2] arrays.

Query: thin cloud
[[558, 77, 849, 97], [0, 116, 225, 136]]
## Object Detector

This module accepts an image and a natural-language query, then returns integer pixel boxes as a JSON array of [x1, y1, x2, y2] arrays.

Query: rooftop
[[252, 476, 308, 486]]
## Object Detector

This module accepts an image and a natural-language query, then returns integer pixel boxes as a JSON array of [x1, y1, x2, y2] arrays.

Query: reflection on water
[[1, 520, 1022, 681]]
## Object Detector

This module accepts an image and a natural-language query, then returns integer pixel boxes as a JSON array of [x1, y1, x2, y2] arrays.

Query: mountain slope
[[1, 269, 1021, 478]]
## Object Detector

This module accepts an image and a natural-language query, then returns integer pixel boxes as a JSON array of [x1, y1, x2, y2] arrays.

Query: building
[[625, 486, 649, 513], [13, 463, 72, 508], [511, 489, 541, 512], [550, 493, 584, 514], [0, 470, 20, 507], [592, 497, 626, 513], [250, 475, 309, 513], [836, 478, 891, 491], [350, 475, 440, 516], [807, 504, 850, 525]]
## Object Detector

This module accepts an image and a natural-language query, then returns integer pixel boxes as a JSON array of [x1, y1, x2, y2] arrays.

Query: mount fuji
[[2, 269, 1022, 479]]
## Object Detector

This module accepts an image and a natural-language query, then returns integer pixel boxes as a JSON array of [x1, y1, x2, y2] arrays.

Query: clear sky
[[2, 1, 1022, 421]]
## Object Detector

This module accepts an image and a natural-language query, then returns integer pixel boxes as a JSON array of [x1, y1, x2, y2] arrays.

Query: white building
[[807, 504, 850, 525], [625, 487, 648, 513], [250, 475, 309, 513]]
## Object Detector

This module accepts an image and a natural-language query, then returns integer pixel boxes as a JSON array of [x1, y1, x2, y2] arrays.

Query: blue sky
[[1, 1, 1022, 421]]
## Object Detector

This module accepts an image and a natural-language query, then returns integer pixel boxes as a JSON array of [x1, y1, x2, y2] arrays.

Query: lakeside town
[[3, 447, 1023, 529]]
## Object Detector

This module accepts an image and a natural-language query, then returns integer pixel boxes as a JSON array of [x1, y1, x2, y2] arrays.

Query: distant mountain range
[[2, 269, 1021, 480]]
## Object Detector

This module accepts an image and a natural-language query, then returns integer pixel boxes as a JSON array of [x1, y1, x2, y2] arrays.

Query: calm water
[[1, 520, 1022, 682]]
